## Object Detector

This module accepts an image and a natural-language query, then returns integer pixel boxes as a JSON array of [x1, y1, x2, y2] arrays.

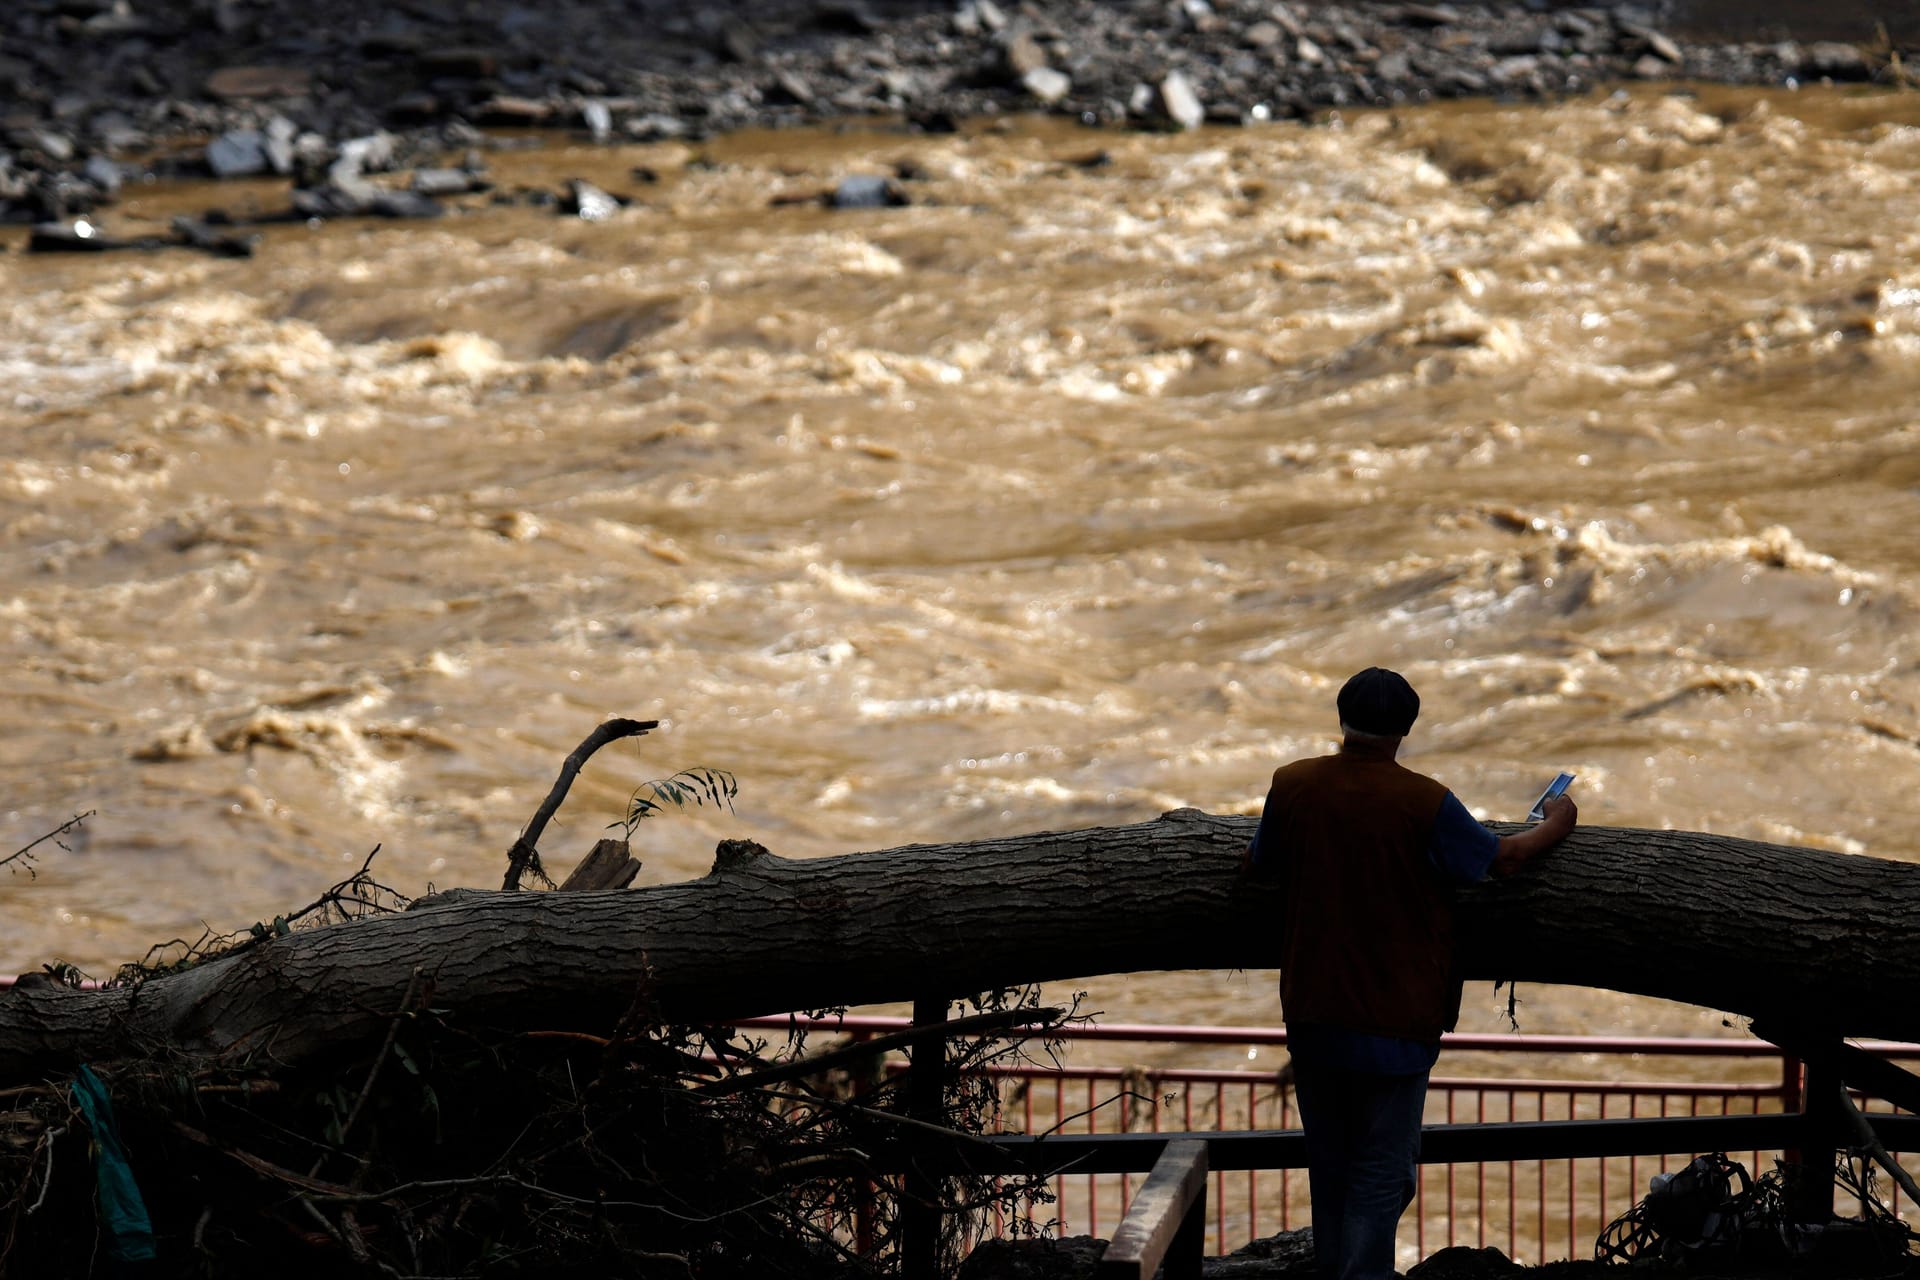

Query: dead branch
[[701, 1007, 1065, 1097], [503, 719, 657, 891], [1, 811, 94, 880]]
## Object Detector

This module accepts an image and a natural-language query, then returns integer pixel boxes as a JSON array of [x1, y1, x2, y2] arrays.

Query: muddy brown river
[[5, 84, 1919, 1053]]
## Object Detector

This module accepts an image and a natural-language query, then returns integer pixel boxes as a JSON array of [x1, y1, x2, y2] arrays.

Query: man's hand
[[1539, 793, 1576, 831], [1490, 792, 1577, 878]]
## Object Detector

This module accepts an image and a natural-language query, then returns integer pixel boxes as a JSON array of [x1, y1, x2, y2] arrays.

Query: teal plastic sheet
[[71, 1064, 158, 1263]]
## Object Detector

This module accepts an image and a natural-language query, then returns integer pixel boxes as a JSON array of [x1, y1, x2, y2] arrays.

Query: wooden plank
[[1096, 1138, 1208, 1280]]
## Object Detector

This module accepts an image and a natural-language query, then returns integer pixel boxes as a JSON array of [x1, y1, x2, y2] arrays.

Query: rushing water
[[4, 84, 1919, 1053]]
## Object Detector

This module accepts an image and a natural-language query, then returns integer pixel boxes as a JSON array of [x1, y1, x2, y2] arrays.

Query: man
[[1243, 667, 1576, 1280]]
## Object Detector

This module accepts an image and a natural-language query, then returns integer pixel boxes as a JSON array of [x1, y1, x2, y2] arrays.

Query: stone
[[1178, 0, 1219, 31], [770, 68, 817, 105], [366, 189, 443, 219], [1294, 35, 1326, 67], [1488, 26, 1543, 57], [1003, 30, 1049, 78], [814, 1, 881, 34], [330, 133, 397, 184], [27, 217, 129, 252], [291, 183, 361, 219], [1807, 41, 1871, 79], [210, 0, 246, 35], [974, 0, 1008, 33], [388, 91, 442, 122], [8, 127, 71, 164], [1644, 29, 1683, 63], [1243, 20, 1282, 48], [410, 167, 489, 196], [1022, 66, 1071, 104], [1631, 53, 1669, 78], [478, 96, 552, 125], [830, 174, 906, 208], [82, 154, 122, 196], [171, 216, 257, 257], [205, 128, 269, 178], [19, 172, 100, 221], [563, 177, 619, 221], [1399, 3, 1461, 26], [263, 116, 296, 175], [292, 181, 442, 220], [1330, 20, 1374, 55], [91, 111, 150, 153], [203, 65, 313, 101], [1374, 49, 1413, 81], [361, 29, 424, 57], [83, 3, 152, 36], [1491, 55, 1540, 84], [1158, 70, 1205, 130], [418, 47, 499, 79], [581, 99, 613, 140], [718, 19, 759, 62], [624, 114, 688, 141]]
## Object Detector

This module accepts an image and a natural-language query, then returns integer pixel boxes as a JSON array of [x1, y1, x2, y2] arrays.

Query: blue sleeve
[[1429, 791, 1498, 884]]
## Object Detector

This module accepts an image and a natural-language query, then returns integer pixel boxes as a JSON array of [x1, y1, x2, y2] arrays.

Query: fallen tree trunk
[[2, 810, 1915, 1079]]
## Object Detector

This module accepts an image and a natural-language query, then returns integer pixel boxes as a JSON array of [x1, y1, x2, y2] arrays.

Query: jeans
[[1292, 1058, 1430, 1280]]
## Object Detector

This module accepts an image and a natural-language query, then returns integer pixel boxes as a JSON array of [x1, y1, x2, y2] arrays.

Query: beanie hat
[[1337, 667, 1420, 737]]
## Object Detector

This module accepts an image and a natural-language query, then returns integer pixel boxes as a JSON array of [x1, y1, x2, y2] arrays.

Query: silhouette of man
[[1244, 668, 1576, 1280]]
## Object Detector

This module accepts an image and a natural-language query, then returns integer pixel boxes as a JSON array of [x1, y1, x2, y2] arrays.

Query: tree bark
[[1, 810, 1914, 1079]]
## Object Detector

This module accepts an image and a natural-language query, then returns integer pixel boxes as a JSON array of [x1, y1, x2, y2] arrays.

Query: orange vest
[[1264, 751, 1461, 1041]]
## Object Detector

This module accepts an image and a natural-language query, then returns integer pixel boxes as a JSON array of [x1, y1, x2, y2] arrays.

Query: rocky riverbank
[[0, 0, 1911, 250]]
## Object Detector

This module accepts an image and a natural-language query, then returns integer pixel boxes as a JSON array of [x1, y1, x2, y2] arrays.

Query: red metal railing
[[741, 1014, 1920, 1265]]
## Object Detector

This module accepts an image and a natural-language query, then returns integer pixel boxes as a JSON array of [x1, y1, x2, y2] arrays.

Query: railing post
[[1780, 1050, 1805, 1192], [1789, 1043, 1840, 1225], [902, 994, 949, 1279], [852, 1025, 878, 1257]]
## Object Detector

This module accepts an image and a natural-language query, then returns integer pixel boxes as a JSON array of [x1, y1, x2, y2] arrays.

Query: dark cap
[[1337, 667, 1420, 737]]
